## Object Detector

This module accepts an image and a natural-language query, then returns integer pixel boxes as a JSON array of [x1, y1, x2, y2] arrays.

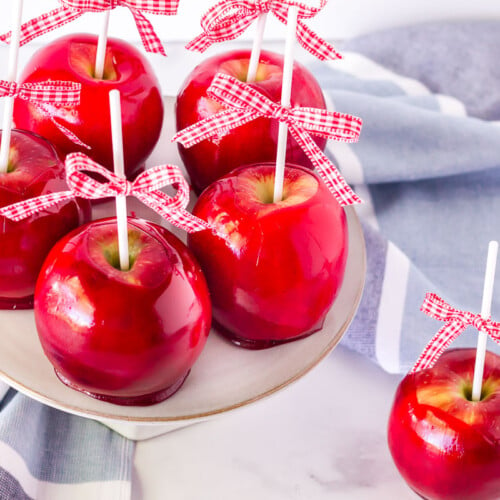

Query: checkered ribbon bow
[[0, 80, 81, 104], [186, 0, 340, 60], [0, 153, 212, 233], [0, 0, 179, 56], [0, 79, 86, 147], [173, 73, 362, 206], [411, 293, 500, 373]]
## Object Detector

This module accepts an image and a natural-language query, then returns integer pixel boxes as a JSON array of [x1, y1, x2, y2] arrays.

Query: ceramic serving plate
[[0, 98, 366, 440]]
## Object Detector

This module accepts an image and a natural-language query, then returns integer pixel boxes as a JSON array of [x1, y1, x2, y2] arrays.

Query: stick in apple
[[0, 0, 23, 173], [273, 6, 298, 203], [109, 89, 130, 271], [246, 13, 268, 83], [471, 240, 499, 401], [94, 10, 111, 80]]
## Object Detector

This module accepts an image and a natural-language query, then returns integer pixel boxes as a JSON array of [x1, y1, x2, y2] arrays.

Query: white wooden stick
[[246, 13, 268, 83], [472, 240, 498, 401], [0, 0, 23, 173], [94, 10, 111, 80], [273, 6, 298, 203], [109, 90, 130, 272]]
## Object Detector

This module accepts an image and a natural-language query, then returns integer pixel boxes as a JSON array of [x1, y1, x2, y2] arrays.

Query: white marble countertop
[[132, 345, 417, 499]]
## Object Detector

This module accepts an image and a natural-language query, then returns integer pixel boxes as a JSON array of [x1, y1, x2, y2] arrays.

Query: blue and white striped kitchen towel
[[329, 21, 500, 373], [0, 384, 133, 499], [1, 19, 500, 500]]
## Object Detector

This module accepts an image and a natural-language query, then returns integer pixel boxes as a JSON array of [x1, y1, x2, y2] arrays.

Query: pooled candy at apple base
[[0, 154, 213, 405], [13, 33, 164, 180], [387, 293, 500, 500], [0, 129, 90, 310]]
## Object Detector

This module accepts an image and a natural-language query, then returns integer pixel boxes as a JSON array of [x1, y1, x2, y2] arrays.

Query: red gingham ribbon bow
[[411, 293, 500, 373], [0, 153, 212, 234], [0, 79, 87, 148], [186, 0, 340, 61], [0, 0, 179, 56], [173, 73, 362, 206], [0, 80, 81, 105]]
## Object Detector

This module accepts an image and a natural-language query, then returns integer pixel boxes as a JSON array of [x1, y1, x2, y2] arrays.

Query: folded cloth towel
[[323, 20, 500, 373], [1, 20, 499, 500], [0, 382, 134, 500]]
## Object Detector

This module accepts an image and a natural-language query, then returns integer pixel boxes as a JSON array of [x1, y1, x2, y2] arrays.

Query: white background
[[0, 0, 499, 42]]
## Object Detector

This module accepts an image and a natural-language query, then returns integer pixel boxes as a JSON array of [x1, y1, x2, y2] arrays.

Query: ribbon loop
[[411, 293, 500, 373], [0, 153, 212, 234], [0, 0, 179, 55], [0, 80, 87, 147], [186, 0, 341, 61], [0, 80, 81, 106], [173, 73, 363, 206]]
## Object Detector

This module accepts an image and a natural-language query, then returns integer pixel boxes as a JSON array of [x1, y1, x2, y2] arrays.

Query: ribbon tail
[[173, 109, 260, 148], [411, 322, 467, 373], [295, 20, 342, 61], [185, 32, 217, 53], [136, 192, 212, 233], [50, 117, 91, 150], [32, 103, 91, 150], [165, 210, 213, 233], [129, 9, 166, 56], [288, 126, 362, 206], [0, 7, 83, 46], [185, 15, 256, 52], [0, 191, 75, 222]]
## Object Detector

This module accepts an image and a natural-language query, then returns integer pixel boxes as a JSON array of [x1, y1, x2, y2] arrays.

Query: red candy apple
[[13, 33, 164, 179], [34, 217, 211, 406], [388, 348, 500, 500], [0, 129, 90, 310], [187, 163, 347, 348], [175, 49, 327, 193]]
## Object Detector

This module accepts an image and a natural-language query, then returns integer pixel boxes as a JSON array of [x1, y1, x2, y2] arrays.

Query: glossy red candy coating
[[188, 163, 347, 348], [13, 33, 164, 180], [388, 348, 500, 500], [0, 129, 90, 309], [34, 218, 212, 406], [175, 49, 327, 194]]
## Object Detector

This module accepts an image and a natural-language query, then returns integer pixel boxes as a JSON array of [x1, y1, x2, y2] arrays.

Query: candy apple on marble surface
[[175, 49, 327, 194], [388, 348, 500, 500], [13, 33, 164, 179], [34, 217, 211, 406], [187, 163, 347, 349], [0, 129, 90, 310]]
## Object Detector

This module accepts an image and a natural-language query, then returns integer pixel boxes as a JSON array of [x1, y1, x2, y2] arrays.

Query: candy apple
[[13, 33, 164, 179], [187, 163, 347, 348], [175, 49, 327, 194], [34, 217, 211, 406], [388, 348, 500, 500], [0, 129, 90, 310]]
